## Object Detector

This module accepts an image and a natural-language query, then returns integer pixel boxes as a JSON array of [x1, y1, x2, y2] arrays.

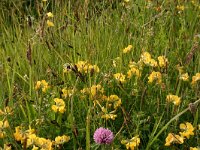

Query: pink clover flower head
[[93, 127, 114, 144]]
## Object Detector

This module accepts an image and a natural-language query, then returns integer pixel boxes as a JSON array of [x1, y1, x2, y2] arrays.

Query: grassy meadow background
[[0, 0, 200, 149]]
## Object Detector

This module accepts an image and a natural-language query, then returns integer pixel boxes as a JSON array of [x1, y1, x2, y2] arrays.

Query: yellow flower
[[14, 126, 35, 143], [47, 20, 54, 27], [51, 98, 66, 113], [191, 73, 200, 85], [27, 134, 37, 148], [165, 133, 184, 146], [0, 106, 13, 116], [35, 137, 53, 150], [47, 12, 53, 18], [35, 80, 50, 92], [148, 71, 162, 84], [121, 135, 140, 150], [114, 73, 126, 83], [3, 144, 12, 150], [158, 56, 168, 68], [180, 73, 189, 81], [0, 120, 9, 138], [55, 135, 70, 145], [190, 147, 200, 150], [177, 5, 185, 11], [141, 52, 151, 65], [123, 45, 133, 53], [101, 113, 117, 120], [166, 94, 181, 106], [107, 95, 122, 109], [62, 88, 74, 98], [179, 122, 194, 139], [149, 59, 158, 67]]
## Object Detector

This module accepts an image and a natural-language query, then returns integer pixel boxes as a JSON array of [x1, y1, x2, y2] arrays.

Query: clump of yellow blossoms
[[0, 106, 13, 116], [148, 71, 162, 84], [190, 147, 200, 150], [75, 61, 99, 74], [62, 88, 75, 98], [166, 94, 181, 106], [0, 120, 9, 138], [140, 52, 158, 67], [158, 56, 168, 68], [180, 73, 189, 81], [81, 84, 104, 98], [55, 135, 70, 145], [35, 80, 50, 92], [47, 12, 53, 18], [51, 98, 66, 113], [179, 122, 194, 139], [121, 135, 140, 150], [123, 45, 133, 53], [106, 95, 122, 110], [47, 20, 54, 27], [177, 5, 185, 11], [165, 122, 195, 147], [165, 133, 184, 146], [114, 73, 126, 83], [191, 73, 200, 85], [14, 125, 70, 149], [127, 61, 141, 79], [14, 126, 35, 143]]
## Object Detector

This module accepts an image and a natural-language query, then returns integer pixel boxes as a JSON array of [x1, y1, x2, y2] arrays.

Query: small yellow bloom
[[179, 122, 194, 139], [180, 73, 189, 81], [166, 94, 181, 106], [55, 135, 70, 145], [191, 73, 200, 85], [121, 135, 140, 150], [177, 5, 185, 11], [35, 80, 50, 92], [158, 56, 168, 68], [62, 88, 74, 98], [47, 20, 54, 27], [190, 147, 200, 150], [114, 73, 126, 83], [47, 12, 53, 18], [51, 98, 66, 113], [123, 45, 133, 53], [165, 133, 184, 146], [3, 144, 12, 150], [148, 71, 162, 84], [141, 52, 151, 65]]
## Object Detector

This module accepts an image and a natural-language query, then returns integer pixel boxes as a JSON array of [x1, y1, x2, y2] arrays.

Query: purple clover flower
[[93, 127, 114, 144]]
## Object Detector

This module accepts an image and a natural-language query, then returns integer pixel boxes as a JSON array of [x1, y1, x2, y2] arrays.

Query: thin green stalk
[[146, 99, 200, 150]]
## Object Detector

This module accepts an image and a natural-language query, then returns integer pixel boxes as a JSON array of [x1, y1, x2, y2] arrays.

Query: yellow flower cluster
[[75, 61, 100, 74], [180, 73, 189, 81], [140, 52, 158, 67], [114, 73, 126, 83], [148, 71, 162, 84], [158, 56, 168, 68], [99, 94, 122, 120], [14, 126, 70, 149], [179, 122, 195, 139], [123, 45, 133, 53], [127, 61, 141, 79], [0, 106, 13, 116], [121, 135, 140, 150], [46, 12, 54, 27], [51, 98, 66, 113], [165, 122, 195, 147], [62, 88, 75, 98], [165, 133, 184, 146], [191, 73, 200, 85], [166, 94, 181, 106], [0, 120, 9, 138], [35, 80, 50, 92], [81, 84, 104, 98]]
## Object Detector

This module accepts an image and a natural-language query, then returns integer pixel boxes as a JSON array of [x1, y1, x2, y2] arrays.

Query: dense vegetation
[[0, 0, 200, 149]]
